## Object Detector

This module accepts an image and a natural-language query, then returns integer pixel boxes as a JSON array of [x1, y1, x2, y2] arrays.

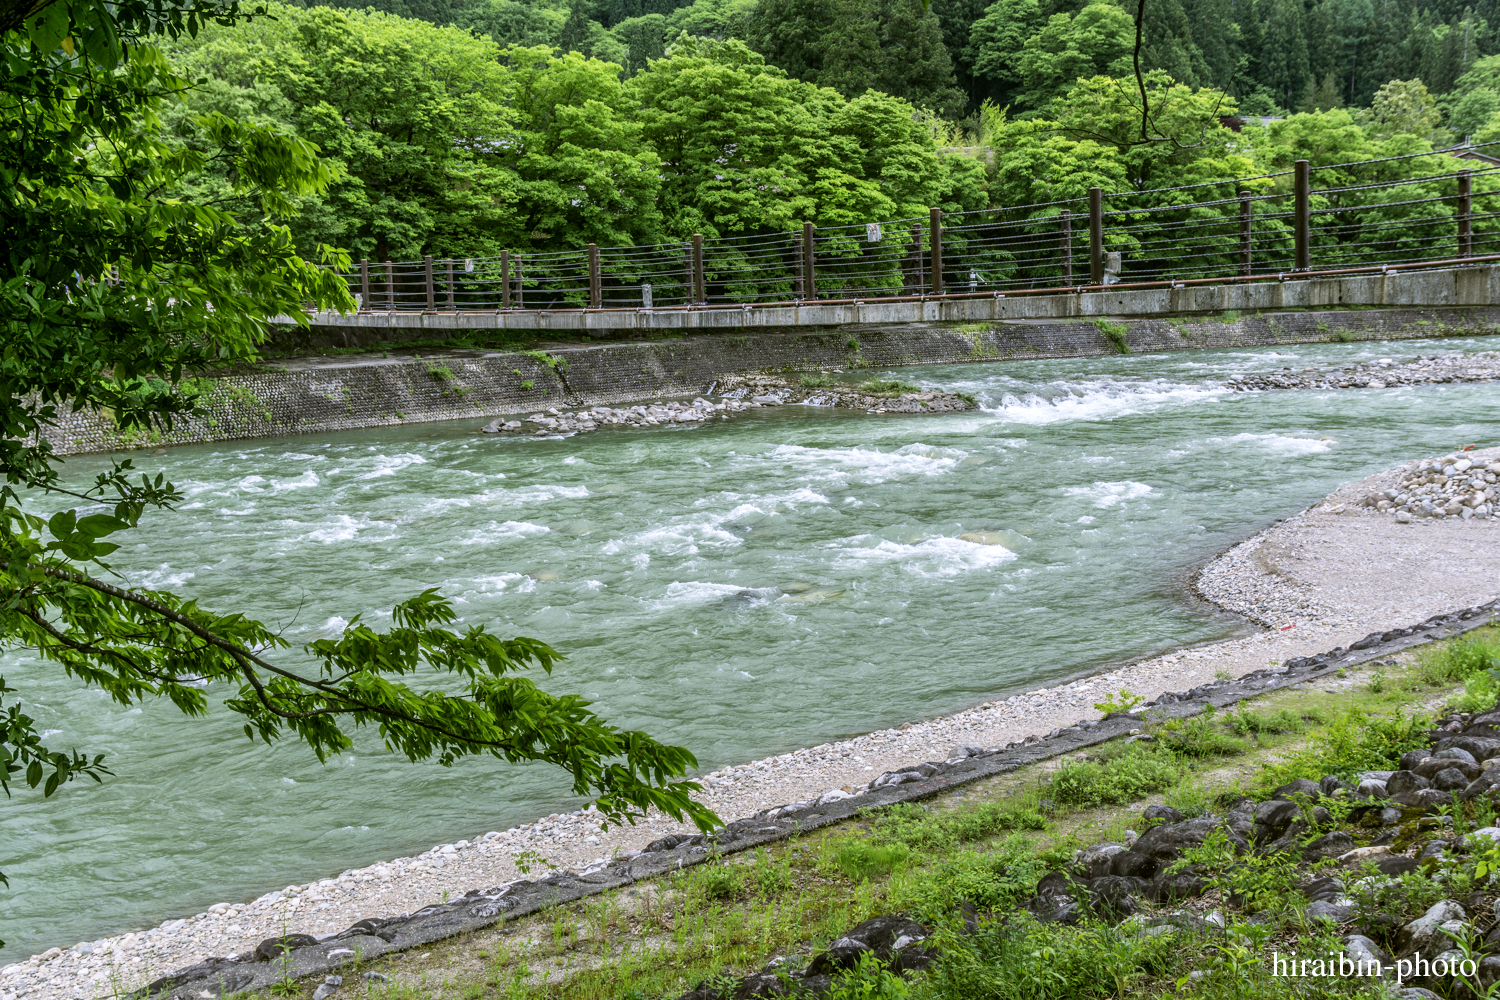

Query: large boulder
[[1434, 736, 1500, 761], [1150, 866, 1208, 902], [1303, 831, 1357, 861], [1272, 778, 1323, 801], [804, 915, 931, 976], [1415, 757, 1480, 781], [1132, 817, 1246, 861], [1386, 771, 1432, 796], [1109, 850, 1158, 879], [1398, 900, 1468, 957], [1344, 934, 1389, 976], [1076, 842, 1127, 879], [1087, 876, 1145, 921], [1253, 800, 1302, 843]]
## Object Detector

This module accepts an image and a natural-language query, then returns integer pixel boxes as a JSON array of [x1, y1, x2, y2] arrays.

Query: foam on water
[[8, 335, 1500, 959]]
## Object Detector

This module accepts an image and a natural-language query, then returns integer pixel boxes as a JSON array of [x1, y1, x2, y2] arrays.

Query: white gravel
[[7, 449, 1500, 1000]]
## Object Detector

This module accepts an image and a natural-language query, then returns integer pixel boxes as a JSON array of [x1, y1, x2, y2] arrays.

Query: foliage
[[1050, 744, 1182, 807], [1154, 705, 1249, 758], [1258, 708, 1430, 788], [858, 379, 922, 395], [827, 840, 913, 881], [0, 0, 720, 934], [1209, 850, 1309, 912], [800, 373, 840, 387], [1092, 688, 1144, 715], [1224, 706, 1305, 736], [1415, 630, 1500, 685]]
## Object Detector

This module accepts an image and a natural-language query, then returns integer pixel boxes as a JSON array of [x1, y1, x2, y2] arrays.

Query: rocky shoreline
[[5, 453, 1500, 1000], [1224, 348, 1500, 392], [476, 374, 975, 437]]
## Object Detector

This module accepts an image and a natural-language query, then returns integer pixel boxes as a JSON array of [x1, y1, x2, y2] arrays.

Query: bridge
[[302, 149, 1500, 343]]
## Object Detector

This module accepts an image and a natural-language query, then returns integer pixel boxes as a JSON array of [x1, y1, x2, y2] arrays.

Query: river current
[[4, 336, 1499, 956]]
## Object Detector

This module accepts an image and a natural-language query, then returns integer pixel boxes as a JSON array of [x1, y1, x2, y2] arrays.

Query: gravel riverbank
[[6, 451, 1500, 1000]]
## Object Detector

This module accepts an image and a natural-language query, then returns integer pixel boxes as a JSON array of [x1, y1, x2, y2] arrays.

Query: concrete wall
[[290, 263, 1500, 351], [46, 304, 1500, 456]]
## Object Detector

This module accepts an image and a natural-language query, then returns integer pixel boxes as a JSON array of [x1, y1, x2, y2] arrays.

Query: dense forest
[[157, 0, 1500, 266], [286, 0, 1500, 123]]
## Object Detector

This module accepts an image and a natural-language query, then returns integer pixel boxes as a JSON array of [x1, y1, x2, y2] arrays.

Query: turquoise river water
[[4, 336, 1500, 957]]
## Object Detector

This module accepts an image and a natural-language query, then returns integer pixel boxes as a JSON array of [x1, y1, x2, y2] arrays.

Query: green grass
[[858, 378, 921, 396], [799, 373, 840, 388], [1092, 319, 1130, 354], [315, 629, 1500, 1000]]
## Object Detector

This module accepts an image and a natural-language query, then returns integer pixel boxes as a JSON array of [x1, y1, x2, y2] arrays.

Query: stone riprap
[[711, 374, 976, 413], [1224, 349, 1500, 393], [1352, 453, 1500, 522], [7, 455, 1500, 1000], [480, 397, 754, 436], [38, 306, 1500, 457]]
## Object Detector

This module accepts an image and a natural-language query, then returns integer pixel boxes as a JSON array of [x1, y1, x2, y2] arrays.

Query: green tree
[[749, 0, 966, 115], [966, 0, 1044, 108], [0, 0, 717, 933], [1371, 76, 1443, 135], [1016, 2, 1135, 109]]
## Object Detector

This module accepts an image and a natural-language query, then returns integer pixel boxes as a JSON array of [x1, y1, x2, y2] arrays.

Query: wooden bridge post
[[359, 259, 370, 312], [692, 234, 705, 304], [1459, 169, 1473, 258], [1239, 193, 1253, 276], [1088, 188, 1103, 285], [1059, 209, 1072, 284], [929, 208, 942, 294], [515, 255, 523, 309], [1294, 159, 1310, 270], [445, 259, 455, 310], [423, 255, 436, 312], [802, 223, 816, 300], [501, 251, 511, 308], [384, 261, 394, 311], [588, 243, 602, 308]]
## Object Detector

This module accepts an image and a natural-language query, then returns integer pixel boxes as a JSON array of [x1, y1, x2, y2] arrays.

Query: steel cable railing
[[328, 148, 1500, 315]]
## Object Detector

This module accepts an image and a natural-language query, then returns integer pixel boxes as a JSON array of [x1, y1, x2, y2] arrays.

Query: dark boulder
[[254, 934, 319, 962], [1434, 736, 1500, 761], [1133, 817, 1246, 861], [804, 915, 931, 977], [1142, 804, 1184, 826], [1400, 749, 1434, 771], [1253, 800, 1302, 842], [1414, 757, 1480, 781], [1150, 866, 1208, 902], [1433, 768, 1472, 792], [1272, 778, 1322, 801], [1375, 855, 1421, 877], [1386, 771, 1432, 796], [1109, 850, 1158, 878], [1303, 831, 1357, 861], [1087, 876, 1146, 920]]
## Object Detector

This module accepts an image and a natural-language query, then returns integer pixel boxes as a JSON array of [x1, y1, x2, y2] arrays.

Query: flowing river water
[[5, 336, 1500, 957]]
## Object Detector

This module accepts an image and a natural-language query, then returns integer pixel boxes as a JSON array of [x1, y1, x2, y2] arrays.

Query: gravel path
[[7, 449, 1500, 1000]]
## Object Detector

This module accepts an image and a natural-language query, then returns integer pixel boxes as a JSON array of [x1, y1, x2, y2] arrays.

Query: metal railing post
[[692, 234, 705, 304], [1294, 159, 1311, 270], [588, 243, 601, 308], [1088, 188, 1104, 285], [424, 255, 436, 312], [1059, 209, 1072, 283], [384, 261, 394, 311], [802, 223, 816, 300], [359, 258, 370, 312], [501, 250, 511, 308], [1239, 193, 1253, 276], [929, 208, 942, 294], [1459, 169, 1473, 258]]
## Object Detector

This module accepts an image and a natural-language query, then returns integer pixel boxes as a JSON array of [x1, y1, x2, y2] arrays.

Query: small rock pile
[[1224, 351, 1500, 392], [1354, 454, 1500, 522], [713, 374, 975, 414], [481, 398, 752, 436]]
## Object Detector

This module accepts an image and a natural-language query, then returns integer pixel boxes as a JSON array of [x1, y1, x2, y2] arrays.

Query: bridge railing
[[328, 142, 1500, 314]]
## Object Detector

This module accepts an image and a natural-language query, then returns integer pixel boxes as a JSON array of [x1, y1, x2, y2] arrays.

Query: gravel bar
[[5, 450, 1500, 1000]]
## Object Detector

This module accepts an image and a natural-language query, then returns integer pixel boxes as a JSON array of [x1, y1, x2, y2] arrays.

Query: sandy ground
[[6, 449, 1500, 1000]]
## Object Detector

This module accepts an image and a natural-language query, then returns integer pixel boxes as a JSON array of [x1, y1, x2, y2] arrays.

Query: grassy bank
[[230, 626, 1500, 1000]]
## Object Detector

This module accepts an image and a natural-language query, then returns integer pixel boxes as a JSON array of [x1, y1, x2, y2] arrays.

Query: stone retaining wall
[[45, 306, 1500, 456]]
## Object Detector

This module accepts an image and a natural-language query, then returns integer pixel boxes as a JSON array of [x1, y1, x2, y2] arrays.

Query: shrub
[[898, 836, 1044, 916], [1051, 745, 1181, 808], [827, 840, 912, 881], [1224, 707, 1304, 736], [858, 378, 921, 396], [871, 802, 1046, 850], [800, 373, 839, 388], [1155, 705, 1248, 758], [693, 863, 743, 900], [1259, 708, 1429, 789], [1416, 632, 1500, 686], [1450, 668, 1500, 715]]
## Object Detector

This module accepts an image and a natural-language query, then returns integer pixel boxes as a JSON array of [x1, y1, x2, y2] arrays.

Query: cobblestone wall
[[44, 307, 1500, 456]]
